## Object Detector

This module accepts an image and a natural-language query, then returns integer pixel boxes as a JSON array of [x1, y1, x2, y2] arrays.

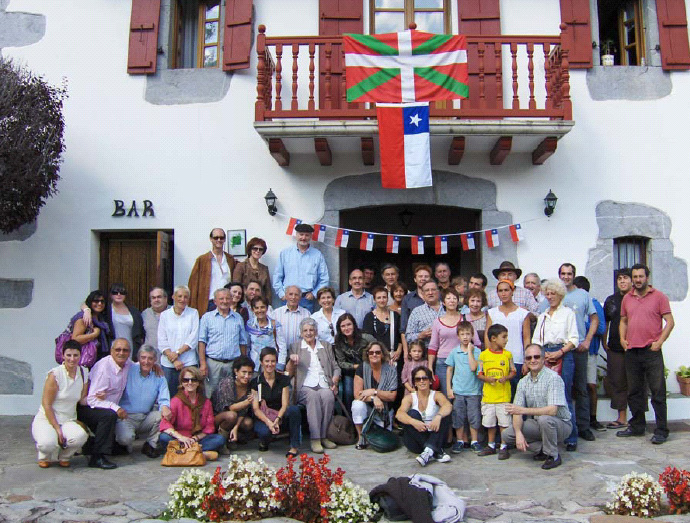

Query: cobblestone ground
[[2, 416, 690, 522]]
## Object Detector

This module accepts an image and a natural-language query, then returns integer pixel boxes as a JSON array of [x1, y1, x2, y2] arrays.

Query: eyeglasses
[[414, 376, 430, 382], [212, 236, 226, 241], [524, 355, 542, 361], [92, 299, 105, 304], [181, 377, 198, 383], [251, 246, 265, 252], [113, 348, 131, 353], [368, 350, 382, 355], [111, 290, 127, 296]]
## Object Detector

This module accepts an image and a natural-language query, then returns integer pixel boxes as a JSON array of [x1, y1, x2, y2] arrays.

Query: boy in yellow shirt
[[477, 324, 516, 460]]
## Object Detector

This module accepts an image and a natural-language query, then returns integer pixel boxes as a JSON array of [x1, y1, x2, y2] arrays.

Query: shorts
[[452, 395, 482, 429], [587, 354, 599, 385], [481, 402, 510, 428]]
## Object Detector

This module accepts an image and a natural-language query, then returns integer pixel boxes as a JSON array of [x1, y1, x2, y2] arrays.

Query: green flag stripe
[[347, 68, 400, 102], [344, 33, 399, 56], [414, 67, 469, 97], [412, 34, 455, 55]]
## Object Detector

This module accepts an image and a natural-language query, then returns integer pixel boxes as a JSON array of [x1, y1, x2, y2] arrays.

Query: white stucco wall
[[1, 0, 688, 414]]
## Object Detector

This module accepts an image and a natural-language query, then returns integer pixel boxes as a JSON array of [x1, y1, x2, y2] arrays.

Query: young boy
[[477, 324, 516, 460], [446, 321, 482, 454]]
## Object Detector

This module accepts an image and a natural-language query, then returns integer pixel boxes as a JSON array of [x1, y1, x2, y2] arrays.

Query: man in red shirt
[[617, 264, 674, 444]]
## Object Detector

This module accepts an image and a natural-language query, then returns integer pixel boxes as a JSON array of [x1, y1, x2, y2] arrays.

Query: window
[[613, 236, 648, 270], [370, 0, 451, 34], [172, 0, 221, 68], [598, 0, 646, 65]]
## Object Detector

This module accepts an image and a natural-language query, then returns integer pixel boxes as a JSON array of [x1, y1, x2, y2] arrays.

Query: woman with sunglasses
[[352, 341, 398, 450], [396, 366, 453, 466], [233, 237, 272, 303], [69, 290, 111, 364], [159, 366, 225, 461], [311, 287, 345, 345], [105, 283, 144, 358]]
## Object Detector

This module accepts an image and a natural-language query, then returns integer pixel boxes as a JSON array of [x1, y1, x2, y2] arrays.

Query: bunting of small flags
[[335, 229, 350, 248], [485, 229, 500, 248], [509, 223, 523, 243], [435, 236, 448, 255], [460, 232, 475, 251], [411, 236, 425, 255], [360, 233, 375, 251], [387, 235, 400, 254], [312, 224, 327, 242], [285, 217, 302, 236]]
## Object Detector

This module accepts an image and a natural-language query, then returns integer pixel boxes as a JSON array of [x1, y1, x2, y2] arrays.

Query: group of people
[[32, 223, 675, 472]]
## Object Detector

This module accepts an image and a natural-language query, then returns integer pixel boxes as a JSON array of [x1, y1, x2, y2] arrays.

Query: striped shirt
[[405, 303, 445, 343], [514, 367, 571, 422], [273, 305, 310, 367], [198, 309, 248, 361]]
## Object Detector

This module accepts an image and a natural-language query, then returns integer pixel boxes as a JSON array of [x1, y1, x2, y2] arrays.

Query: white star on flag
[[409, 113, 421, 126]]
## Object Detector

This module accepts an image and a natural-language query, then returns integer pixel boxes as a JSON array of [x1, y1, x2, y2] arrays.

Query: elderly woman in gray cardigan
[[352, 340, 398, 450], [287, 318, 341, 454]]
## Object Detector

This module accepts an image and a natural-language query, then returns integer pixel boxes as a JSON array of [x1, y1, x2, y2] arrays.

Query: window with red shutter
[[656, 0, 690, 70], [127, 0, 162, 74], [560, 0, 593, 69], [224, 0, 253, 71]]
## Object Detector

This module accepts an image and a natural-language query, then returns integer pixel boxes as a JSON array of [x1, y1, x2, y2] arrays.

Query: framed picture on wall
[[226, 229, 247, 257]]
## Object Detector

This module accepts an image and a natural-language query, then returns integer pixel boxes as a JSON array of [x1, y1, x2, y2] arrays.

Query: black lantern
[[398, 208, 414, 228], [544, 190, 558, 217], [264, 188, 277, 216]]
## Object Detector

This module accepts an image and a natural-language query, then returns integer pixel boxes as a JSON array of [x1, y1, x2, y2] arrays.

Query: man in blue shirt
[[115, 346, 171, 458], [273, 223, 329, 313], [334, 269, 374, 328], [198, 288, 249, 398]]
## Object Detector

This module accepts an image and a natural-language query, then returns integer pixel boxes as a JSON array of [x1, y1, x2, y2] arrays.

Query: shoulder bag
[[362, 408, 400, 453], [161, 441, 206, 467], [55, 318, 98, 368], [327, 395, 358, 445]]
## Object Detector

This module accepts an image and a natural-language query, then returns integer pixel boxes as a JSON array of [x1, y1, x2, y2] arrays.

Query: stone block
[[145, 68, 232, 105], [595, 201, 671, 240], [0, 221, 36, 242], [586, 66, 672, 101], [0, 278, 33, 308], [0, 10, 45, 48], [0, 355, 32, 394], [124, 500, 167, 517]]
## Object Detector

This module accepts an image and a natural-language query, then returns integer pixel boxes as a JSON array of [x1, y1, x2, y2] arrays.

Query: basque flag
[[435, 236, 448, 255], [509, 224, 524, 243], [411, 236, 425, 255], [460, 233, 475, 251], [485, 229, 500, 248], [335, 229, 350, 248], [286, 218, 302, 236], [386, 235, 400, 254], [312, 224, 327, 243], [376, 102, 431, 189], [360, 233, 375, 251]]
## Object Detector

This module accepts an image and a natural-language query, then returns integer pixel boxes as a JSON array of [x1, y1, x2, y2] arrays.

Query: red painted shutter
[[656, 0, 690, 70], [559, 0, 592, 68], [458, 0, 501, 110], [127, 0, 161, 74], [224, 0, 253, 71], [319, 0, 363, 110]]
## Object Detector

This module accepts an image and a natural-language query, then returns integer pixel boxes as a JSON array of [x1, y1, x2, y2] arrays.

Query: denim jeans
[[162, 366, 180, 398], [159, 432, 226, 452], [545, 344, 577, 444], [254, 404, 302, 449], [434, 358, 449, 397], [340, 373, 355, 412]]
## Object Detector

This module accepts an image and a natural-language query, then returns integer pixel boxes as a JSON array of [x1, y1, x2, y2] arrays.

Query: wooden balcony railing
[[255, 25, 572, 123]]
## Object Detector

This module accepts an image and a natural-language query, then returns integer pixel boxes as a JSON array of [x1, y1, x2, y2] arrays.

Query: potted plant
[[676, 366, 690, 396], [601, 39, 616, 66]]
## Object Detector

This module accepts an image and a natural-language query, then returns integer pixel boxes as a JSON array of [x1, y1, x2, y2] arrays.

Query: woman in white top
[[396, 366, 452, 466], [32, 340, 89, 468], [484, 279, 531, 390], [310, 287, 345, 345]]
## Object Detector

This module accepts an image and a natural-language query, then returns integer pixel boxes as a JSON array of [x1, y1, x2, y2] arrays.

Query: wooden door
[[156, 231, 173, 298]]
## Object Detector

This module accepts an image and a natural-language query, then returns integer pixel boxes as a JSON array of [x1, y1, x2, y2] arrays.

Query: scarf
[[174, 390, 206, 434]]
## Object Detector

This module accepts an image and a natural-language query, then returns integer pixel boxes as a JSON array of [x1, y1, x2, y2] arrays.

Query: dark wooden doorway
[[99, 231, 174, 311], [339, 205, 481, 291]]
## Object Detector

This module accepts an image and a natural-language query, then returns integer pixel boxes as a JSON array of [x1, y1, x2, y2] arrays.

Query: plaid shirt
[[488, 286, 539, 314], [513, 367, 570, 422], [405, 303, 445, 343]]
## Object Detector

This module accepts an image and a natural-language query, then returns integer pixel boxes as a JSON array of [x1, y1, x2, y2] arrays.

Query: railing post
[[255, 25, 267, 121], [559, 24, 572, 120], [324, 42, 332, 110], [543, 43, 552, 111], [478, 42, 486, 109], [291, 43, 299, 111], [308, 42, 315, 111], [527, 42, 536, 110], [275, 43, 283, 111], [495, 42, 503, 108], [511, 43, 519, 110], [341, 48, 347, 109]]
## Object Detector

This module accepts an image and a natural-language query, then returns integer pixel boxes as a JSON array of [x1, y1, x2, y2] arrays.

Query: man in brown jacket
[[188, 228, 236, 317]]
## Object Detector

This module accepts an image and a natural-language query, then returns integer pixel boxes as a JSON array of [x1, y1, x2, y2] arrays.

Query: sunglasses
[[92, 299, 105, 304], [111, 290, 127, 296], [414, 376, 430, 382], [368, 350, 382, 355], [251, 246, 265, 252], [212, 236, 226, 241], [524, 355, 542, 361], [181, 377, 198, 383]]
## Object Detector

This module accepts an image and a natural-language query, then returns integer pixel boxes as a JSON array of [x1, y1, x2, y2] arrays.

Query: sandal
[[38, 460, 51, 468], [355, 442, 368, 450], [285, 450, 298, 458], [58, 460, 71, 468], [607, 421, 628, 429]]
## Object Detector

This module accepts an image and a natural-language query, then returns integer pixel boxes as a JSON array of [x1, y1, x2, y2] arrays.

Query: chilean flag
[[460, 233, 475, 251], [312, 224, 327, 243], [335, 229, 350, 248], [376, 102, 432, 189], [360, 233, 375, 251], [435, 236, 448, 255], [386, 235, 400, 254], [509, 224, 524, 243], [286, 218, 302, 236], [485, 229, 500, 248], [411, 236, 425, 255]]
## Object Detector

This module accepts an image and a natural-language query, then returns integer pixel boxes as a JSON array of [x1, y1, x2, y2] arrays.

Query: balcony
[[254, 25, 575, 167]]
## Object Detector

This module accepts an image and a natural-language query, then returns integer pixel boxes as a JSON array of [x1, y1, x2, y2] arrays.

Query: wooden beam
[[532, 137, 558, 165], [314, 138, 332, 166], [447, 136, 465, 165], [489, 136, 512, 165], [268, 138, 290, 166], [361, 137, 375, 165]]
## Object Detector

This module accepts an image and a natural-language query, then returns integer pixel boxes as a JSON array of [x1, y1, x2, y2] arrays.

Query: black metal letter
[[142, 200, 154, 217], [127, 200, 139, 217], [112, 200, 125, 217]]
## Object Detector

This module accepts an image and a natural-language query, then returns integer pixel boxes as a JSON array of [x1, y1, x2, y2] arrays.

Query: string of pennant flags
[[278, 212, 538, 255]]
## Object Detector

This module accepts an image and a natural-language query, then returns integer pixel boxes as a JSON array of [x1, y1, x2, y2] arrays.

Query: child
[[445, 321, 482, 454], [477, 324, 515, 460], [401, 341, 429, 395]]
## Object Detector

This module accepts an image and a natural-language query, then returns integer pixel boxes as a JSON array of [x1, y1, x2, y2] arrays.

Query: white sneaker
[[434, 451, 451, 463], [416, 447, 435, 467]]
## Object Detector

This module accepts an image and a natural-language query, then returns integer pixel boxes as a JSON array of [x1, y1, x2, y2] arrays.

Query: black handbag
[[327, 396, 358, 445], [362, 408, 400, 453]]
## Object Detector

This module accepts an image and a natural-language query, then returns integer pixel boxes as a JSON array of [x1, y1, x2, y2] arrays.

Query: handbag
[[258, 384, 280, 422], [327, 395, 358, 445], [362, 408, 400, 453], [55, 319, 98, 368], [161, 440, 206, 467]]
